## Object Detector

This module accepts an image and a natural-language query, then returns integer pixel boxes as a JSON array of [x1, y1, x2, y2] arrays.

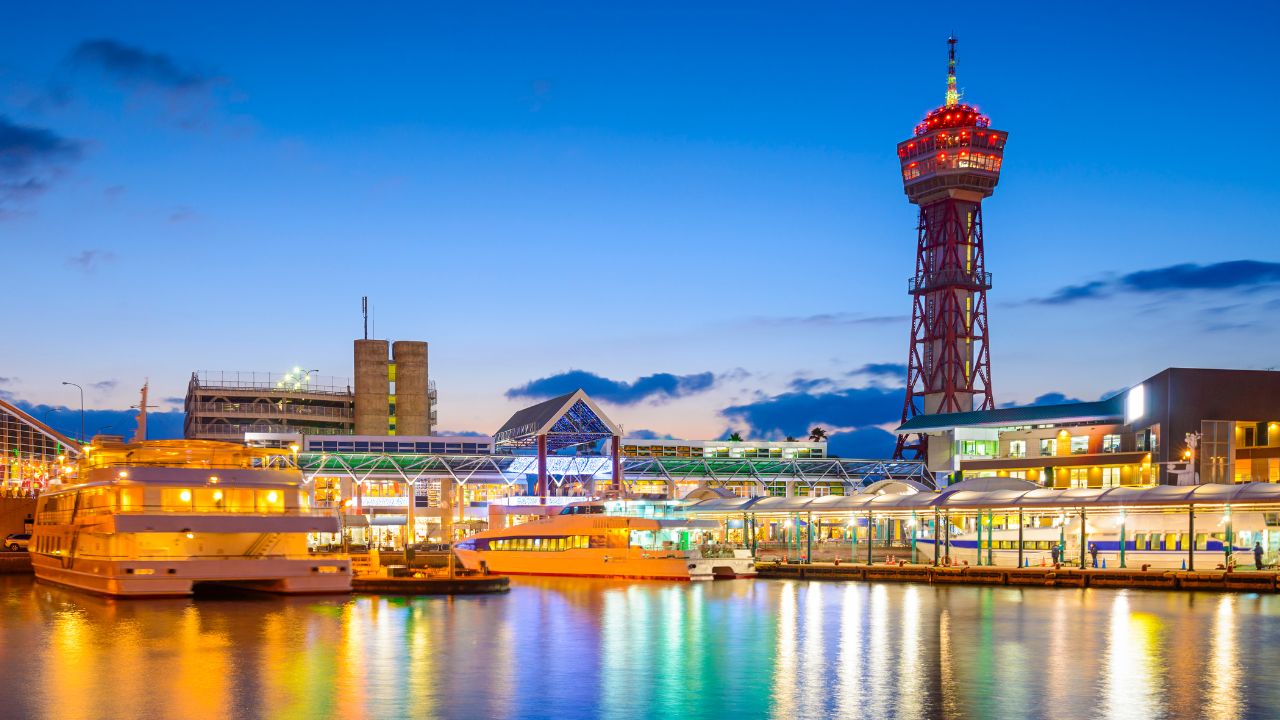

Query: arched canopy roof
[[684, 482, 1280, 516]]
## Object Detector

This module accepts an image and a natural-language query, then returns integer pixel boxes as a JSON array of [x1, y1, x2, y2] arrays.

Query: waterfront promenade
[[758, 560, 1280, 593]]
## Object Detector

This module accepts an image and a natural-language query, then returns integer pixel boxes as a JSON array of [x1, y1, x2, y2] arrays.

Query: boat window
[[1195, 533, 1208, 550], [1180, 533, 1190, 551], [1134, 534, 1146, 551], [256, 489, 286, 513], [1165, 533, 1179, 551], [161, 488, 195, 511]]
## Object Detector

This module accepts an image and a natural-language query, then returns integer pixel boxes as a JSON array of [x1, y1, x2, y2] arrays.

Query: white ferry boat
[[454, 500, 756, 580], [30, 439, 351, 597]]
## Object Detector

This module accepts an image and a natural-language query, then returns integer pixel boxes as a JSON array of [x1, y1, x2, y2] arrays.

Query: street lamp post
[[61, 382, 85, 443]]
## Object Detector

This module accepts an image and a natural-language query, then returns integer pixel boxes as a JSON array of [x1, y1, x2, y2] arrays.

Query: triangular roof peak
[[493, 389, 621, 450]]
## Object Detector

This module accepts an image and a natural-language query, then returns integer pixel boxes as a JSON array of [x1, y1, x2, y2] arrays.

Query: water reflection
[[5, 576, 1280, 719]]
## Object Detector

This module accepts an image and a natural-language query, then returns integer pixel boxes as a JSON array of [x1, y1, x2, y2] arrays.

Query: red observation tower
[[893, 37, 1007, 461]]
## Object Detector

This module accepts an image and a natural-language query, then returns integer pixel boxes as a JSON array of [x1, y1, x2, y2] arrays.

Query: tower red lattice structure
[[893, 37, 1007, 461]]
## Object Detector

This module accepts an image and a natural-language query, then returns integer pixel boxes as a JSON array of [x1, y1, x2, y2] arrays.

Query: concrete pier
[[756, 561, 1280, 593]]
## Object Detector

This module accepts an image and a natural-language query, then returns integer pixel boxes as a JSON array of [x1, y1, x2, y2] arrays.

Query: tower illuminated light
[[894, 37, 1007, 461]]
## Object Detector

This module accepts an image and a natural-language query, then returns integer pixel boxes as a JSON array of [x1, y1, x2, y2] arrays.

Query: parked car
[[4, 533, 30, 552]]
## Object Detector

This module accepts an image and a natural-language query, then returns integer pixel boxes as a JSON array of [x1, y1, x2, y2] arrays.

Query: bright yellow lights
[[212, 490, 223, 501], [289, 444, 299, 453], [267, 491, 279, 503], [185, 532, 194, 539], [118, 470, 129, 479], [179, 490, 192, 502], [209, 475, 219, 484]]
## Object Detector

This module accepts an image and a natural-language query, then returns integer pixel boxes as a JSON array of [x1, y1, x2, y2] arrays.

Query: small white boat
[[454, 500, 756, 581], [30, 439, 351, 597]]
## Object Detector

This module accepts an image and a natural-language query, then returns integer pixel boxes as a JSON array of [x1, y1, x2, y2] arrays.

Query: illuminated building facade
[[0, 398, 81, 494], [895, 37, 1006, 461], [898, 368, 1280, 487]]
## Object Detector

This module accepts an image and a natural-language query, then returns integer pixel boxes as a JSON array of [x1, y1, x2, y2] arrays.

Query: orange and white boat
[[30, 439, 350, 597], [454, 500, 756, 580]]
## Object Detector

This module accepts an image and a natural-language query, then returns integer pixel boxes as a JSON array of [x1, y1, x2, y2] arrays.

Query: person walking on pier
[[1051, 544, 1061, 566], [1255, 542, 1265, 571], [1089, 543, 1099, 568]]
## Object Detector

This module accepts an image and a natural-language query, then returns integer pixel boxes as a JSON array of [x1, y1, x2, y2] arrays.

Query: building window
[[1102, 435, 1121, 453], [959, 440, 996, 457], [1040, 439, 1057, 457], [1068, 468, 1089, 488], [1070, 436, 1089, 455], [1008, 440, 1026, 458], [1101, 467, 1121, 488]]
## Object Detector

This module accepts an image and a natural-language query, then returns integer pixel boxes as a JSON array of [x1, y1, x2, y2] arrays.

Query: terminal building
[[0, 398, 81, 496], [896, 368, 1280, 488]]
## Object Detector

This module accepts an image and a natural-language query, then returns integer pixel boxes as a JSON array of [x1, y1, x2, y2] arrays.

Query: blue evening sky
[[3, 2, 1278, 454]]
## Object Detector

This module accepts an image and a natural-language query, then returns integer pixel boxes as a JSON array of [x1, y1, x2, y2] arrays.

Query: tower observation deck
[[894, 37, 1007, 462]]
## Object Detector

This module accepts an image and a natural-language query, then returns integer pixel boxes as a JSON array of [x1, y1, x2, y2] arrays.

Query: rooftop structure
[[354, 339, 437, 436], [184, 370, 355, 442], [895, 37, 1007, 461]]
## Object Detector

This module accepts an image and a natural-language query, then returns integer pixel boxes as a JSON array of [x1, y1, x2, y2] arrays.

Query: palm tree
[[808, 426, 828, 442], [726, 431, 744, 442]]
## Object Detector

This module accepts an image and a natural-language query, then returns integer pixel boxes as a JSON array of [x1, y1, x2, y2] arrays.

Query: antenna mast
[[945, 35, 959, 107], [362, 296, 368, 340]]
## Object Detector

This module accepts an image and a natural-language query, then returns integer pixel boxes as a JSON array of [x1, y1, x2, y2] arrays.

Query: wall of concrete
[[0, 498, 36, 536], [354, 340, 390, 435], [392, 341, 429, 435]]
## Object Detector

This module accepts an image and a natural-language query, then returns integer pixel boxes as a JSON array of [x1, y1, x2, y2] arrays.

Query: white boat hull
[[31, 555, 352, 597], [455, 547, 756, 581]]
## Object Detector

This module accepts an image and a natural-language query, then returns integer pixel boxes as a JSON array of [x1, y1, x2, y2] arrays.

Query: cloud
[[68, 39, 212, 92], [13, 400, 184, 441], [506, 369, 716, 406], [66, 249, 116, 272], [90, 380, 118, 392], [826, 427, 899, 458], [0, 115, 84, 213], [1033, 261, 1280, 305], [848, 362, 908, 379], [721, 385, 903, 438], [168, 206, 197, 223], [759, 312, 908, 327], [0, 377, 14, 402], [433, 430, 491, 438], [1000, 392, 1082, 408], [626, 429, 677, 440]]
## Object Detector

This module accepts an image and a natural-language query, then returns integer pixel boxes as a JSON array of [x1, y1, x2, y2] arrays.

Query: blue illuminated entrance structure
[[493, 390, 622, 502]]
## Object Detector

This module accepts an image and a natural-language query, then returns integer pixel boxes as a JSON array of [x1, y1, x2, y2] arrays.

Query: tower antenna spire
[[945, 35, 959, 107]]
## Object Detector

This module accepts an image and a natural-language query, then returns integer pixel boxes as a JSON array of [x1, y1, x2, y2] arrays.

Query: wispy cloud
[[758, 312, 908, 327], [0, 115, 84, 214], [90, 379, 118, 392], [66, 249, 116, 273], [848, 362, 907, 379], [53, 39, 231, 130], [506, 369, 716, 406], [1031, 261, 1280, 305], [68, 39, 213, 92]]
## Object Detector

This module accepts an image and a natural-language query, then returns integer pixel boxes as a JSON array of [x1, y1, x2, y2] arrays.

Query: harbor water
[[2, 575, 1279, 719]]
